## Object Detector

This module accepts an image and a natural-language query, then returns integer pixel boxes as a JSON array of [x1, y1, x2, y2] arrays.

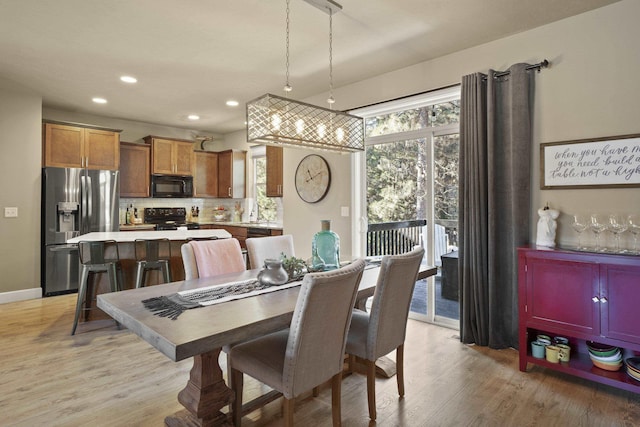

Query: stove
[[143, 207, 200, 230]]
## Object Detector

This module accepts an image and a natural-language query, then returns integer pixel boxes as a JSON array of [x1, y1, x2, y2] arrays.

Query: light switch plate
[[341, 206, 349, 217], [4, 207, 18, 217]]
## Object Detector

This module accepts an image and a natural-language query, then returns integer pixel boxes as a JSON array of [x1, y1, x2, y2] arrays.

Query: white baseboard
[[0, 287, 42, 304]]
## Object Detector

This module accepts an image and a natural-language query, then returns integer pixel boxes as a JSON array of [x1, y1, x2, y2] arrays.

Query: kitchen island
[[67, 228, 231, 244], [67, 229, 232, 300]]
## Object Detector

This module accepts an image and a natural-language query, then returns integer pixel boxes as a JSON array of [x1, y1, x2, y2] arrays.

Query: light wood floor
[[1, 294, 639, 427]]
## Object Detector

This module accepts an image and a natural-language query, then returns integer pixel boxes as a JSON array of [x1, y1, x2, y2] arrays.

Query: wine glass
[[571, 214, 589, 250], [608, 214, 628, 253], [628, 214, 640, 255], [590, 214, 608, 252]]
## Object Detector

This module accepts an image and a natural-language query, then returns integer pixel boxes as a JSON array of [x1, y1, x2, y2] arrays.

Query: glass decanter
[[311, 220, 340, 271]]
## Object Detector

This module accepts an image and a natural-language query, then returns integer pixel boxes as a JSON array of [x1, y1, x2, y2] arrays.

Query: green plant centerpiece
[[280, 253, 308, 281]]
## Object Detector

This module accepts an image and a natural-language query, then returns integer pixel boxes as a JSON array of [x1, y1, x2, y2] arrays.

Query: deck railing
[[366, 219, 427, 257]]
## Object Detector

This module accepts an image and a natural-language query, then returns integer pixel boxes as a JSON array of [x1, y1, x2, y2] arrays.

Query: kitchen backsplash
[[119, 198, 283, 225]]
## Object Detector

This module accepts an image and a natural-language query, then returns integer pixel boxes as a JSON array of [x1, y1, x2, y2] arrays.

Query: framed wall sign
[[540, 134, 640, 189]]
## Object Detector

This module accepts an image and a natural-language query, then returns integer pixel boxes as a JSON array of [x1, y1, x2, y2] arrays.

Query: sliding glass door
[[351, 86, 460, 328]]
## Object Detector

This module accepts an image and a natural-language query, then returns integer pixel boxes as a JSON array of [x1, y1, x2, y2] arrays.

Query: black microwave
[[151, 174, 193, 198]]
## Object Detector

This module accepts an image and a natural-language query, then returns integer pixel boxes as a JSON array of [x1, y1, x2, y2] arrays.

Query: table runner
[[142, 261, 379, 320], [142, 279, 302, 320]]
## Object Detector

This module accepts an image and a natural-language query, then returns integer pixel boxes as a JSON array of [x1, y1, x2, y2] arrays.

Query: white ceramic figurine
[[536, 204, 560, 247]]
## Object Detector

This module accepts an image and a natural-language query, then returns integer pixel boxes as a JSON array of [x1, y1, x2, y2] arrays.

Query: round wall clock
[[295, 154, 331, 203]]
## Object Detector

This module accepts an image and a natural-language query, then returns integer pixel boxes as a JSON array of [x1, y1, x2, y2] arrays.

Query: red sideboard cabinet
[[518, 246, 640, 393]]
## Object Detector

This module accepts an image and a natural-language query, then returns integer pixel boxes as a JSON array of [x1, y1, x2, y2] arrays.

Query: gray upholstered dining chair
[[345, 246, 424, 421], [245, 234, 295, 269], [229, 258, 366, 427]]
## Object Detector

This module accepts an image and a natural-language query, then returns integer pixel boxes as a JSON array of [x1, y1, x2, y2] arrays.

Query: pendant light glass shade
[[246, 93, 363, 152]]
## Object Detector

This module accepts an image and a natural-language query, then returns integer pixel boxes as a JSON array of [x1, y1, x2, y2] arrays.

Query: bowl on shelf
[[625, 357, 640, 373], [591, 359, 623, 371], [626, 365, 640, 382], [589, 350, 623, 363], [586, 341, 619, 357]]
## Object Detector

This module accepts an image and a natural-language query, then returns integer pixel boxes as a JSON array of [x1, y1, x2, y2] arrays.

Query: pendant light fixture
[[246, 0, 364, 153]]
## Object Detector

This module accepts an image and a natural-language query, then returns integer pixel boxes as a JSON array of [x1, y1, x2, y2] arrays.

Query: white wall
[[289, 0, 640, 252], [0, 82, 42, 301]]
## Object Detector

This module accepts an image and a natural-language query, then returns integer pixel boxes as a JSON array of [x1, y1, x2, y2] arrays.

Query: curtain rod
[[485, 59, 550, 80], [349, 59, 549, 112], [348, 83, 460, 113]]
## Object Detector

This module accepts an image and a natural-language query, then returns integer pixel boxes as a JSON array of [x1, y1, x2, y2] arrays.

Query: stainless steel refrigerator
[[41, 167, 119, 296]]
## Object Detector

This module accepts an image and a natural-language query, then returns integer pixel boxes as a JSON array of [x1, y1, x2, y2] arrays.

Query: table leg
[[165, 349, 234, 427]]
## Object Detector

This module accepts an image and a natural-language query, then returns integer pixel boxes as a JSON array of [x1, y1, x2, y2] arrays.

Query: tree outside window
[[254, 156, 277, 221]]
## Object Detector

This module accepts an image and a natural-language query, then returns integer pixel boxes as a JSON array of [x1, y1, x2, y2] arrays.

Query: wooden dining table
[[97, 262, 437, 427]]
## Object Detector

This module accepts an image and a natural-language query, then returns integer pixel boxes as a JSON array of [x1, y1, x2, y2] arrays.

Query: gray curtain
[[459, 63, 533, 349]]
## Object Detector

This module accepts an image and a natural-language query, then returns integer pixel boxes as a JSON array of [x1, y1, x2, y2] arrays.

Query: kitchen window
[[251, 147, 278, 222]]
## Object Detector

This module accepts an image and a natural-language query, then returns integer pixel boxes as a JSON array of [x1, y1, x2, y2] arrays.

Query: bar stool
[[134, 238, 172, 288], [72, 240, 123, 335]]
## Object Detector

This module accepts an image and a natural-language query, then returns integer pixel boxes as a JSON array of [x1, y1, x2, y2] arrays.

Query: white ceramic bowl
[[589, 350, 622, 363]]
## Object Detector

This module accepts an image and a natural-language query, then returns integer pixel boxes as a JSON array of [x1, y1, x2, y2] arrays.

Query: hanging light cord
[[284, 0, 292, 93], [327, 11, 335, 107]]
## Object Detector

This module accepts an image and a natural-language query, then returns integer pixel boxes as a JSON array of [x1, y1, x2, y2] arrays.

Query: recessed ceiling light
[[226, 100, 239, 107], [188, 115, 200, 120], [120, 75, 137, 83], [92, 97, 107, 104]]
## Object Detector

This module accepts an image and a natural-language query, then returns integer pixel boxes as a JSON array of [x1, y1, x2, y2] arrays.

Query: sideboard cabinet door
[[524, 254, 600, 337], [601, 264, 640, 344]]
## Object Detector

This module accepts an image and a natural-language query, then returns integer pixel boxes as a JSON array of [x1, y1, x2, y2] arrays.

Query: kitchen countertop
[[191, 219, 283, 230], [67, 229, 231, 243], [119, 224, 156, 231]]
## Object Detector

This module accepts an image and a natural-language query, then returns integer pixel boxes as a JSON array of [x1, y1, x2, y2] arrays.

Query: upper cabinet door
[[174, 140, 195, 176], [43, 122, 119, 170], [84, 128, 120, 170], [120, 142, 150, 197], [218, 150, 246, 198], [146, 136, 194, 176], [194, 151, 219, 197], [43, 123, 84, 168], [266, 146, 283, 197], [150, 138, 175, 175]]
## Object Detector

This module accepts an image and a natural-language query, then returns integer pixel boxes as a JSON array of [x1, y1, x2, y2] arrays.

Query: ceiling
[[0, 0, 619, 135]]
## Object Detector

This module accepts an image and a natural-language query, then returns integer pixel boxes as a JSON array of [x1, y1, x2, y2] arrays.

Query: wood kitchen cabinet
[[144, 135, 194, 176], [120, 142, 150, 197], [518, 246, 640, 393], [266, 145, 283, 197], [218, 149, 246, 198], [194, 151, 219, 198], [43, 121, 120, 170]]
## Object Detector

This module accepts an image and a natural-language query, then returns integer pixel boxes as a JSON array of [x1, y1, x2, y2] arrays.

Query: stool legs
[[134, 263, 146, 289], [135, 261, 172, 288], [71, 263, 122, 336], [71, 265, 90, 335]]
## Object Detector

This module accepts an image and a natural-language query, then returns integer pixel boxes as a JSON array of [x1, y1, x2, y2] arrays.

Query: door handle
[[80, 176, 85, 233], [86, 175, 93, 222], [592, 296, 600, 303]]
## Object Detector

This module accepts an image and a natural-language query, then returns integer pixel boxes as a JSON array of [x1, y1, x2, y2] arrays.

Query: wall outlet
[[341, 206, 349, 217], [4, 207, 18, 218]]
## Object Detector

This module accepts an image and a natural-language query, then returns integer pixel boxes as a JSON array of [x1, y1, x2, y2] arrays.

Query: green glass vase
[[311, 220, 340, 271]]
